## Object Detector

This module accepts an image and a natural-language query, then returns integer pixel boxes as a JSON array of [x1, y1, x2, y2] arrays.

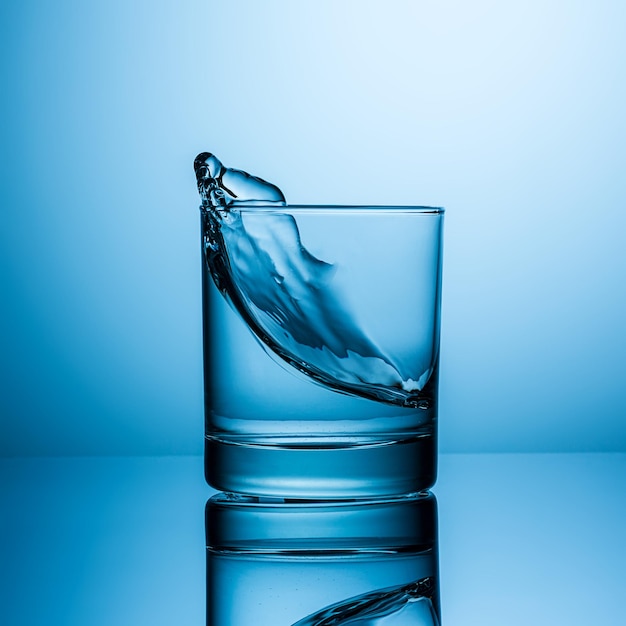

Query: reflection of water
[[205, 492, 440, 626], [292, 577, 438, 626]]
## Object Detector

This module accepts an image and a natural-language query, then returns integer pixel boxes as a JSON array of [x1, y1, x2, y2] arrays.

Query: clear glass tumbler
[[206, 492, 440, 626], [201, 205, 444, 498]]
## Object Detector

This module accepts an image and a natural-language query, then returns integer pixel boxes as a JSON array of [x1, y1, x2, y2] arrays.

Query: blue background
[[2, 0, 625, 456]]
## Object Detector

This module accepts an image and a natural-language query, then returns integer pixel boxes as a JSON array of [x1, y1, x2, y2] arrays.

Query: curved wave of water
[[195, 152, 433, 407]]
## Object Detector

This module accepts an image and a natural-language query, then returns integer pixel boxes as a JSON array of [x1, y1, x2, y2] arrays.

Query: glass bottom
[[205, 433, 436, 498]]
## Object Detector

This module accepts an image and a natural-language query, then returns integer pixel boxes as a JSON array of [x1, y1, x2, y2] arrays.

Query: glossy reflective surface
[[206, 492, 440, 625], [2, 454, 625, 625]]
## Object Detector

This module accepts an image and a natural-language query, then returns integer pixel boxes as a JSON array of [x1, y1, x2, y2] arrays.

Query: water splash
[[194, 152, 285, 207], [195, 153, 433, 407], [292, 578, 439, 626]]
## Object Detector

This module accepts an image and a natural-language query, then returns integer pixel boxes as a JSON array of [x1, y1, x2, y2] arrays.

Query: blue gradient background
[[2, 0, 626, 456]]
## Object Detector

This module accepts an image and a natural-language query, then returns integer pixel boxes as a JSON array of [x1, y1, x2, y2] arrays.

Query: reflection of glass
[[206, 492, 440, 625], [201, 203, 444, 498]]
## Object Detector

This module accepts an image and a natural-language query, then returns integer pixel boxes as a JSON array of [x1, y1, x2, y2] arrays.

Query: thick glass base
[[205, 433, 436, 498]]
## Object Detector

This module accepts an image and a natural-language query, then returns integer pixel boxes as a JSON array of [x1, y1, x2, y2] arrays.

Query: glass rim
[[199, 203, 444, 214]]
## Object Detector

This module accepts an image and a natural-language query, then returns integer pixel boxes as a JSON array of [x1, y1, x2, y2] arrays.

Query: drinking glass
[[201, 205, 444, 497]]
